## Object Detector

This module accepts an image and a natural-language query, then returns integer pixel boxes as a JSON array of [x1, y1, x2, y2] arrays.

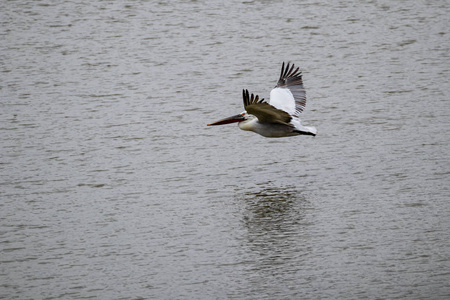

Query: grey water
[[1, 0, 449, 299]]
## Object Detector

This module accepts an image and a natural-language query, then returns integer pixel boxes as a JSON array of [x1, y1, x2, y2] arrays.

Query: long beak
[[207, 114, 245, 126]]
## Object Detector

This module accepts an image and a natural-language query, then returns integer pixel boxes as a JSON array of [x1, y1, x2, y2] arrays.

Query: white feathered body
[[237, 75, 317, 137]]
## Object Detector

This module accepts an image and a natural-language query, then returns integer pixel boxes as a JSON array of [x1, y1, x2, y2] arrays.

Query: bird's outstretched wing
[[242, 89, 292, 125], [269, 62, 306, 117]]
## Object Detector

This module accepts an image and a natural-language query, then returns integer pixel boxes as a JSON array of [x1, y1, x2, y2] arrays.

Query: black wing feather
[[274, 62, 306, 115]]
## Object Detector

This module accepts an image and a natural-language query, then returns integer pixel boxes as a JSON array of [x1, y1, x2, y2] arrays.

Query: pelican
[[207, 62, 317, 138]]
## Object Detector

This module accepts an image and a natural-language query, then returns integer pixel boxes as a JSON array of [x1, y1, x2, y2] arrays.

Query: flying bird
[[207, 62, 317, 138]]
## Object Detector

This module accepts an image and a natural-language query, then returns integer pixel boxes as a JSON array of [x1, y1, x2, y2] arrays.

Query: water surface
[[1, 0, 449, 299]]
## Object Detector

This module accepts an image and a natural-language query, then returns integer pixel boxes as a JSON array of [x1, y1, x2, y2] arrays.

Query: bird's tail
[[294, 126, 317, 136]]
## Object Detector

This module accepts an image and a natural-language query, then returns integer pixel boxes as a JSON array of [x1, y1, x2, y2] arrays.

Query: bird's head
[[207, 111, 254, 126]]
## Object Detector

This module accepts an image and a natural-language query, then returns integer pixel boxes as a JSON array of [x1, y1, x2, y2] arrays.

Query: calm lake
[[1, 0, 449, 299]]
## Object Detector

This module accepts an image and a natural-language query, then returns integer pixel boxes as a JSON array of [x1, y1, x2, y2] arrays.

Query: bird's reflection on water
[[237, 183, 314, 260], [232, 184, 315, 295]]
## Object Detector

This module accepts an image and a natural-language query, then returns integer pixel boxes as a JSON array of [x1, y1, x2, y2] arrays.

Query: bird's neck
[[238, 118, 257, 132]]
